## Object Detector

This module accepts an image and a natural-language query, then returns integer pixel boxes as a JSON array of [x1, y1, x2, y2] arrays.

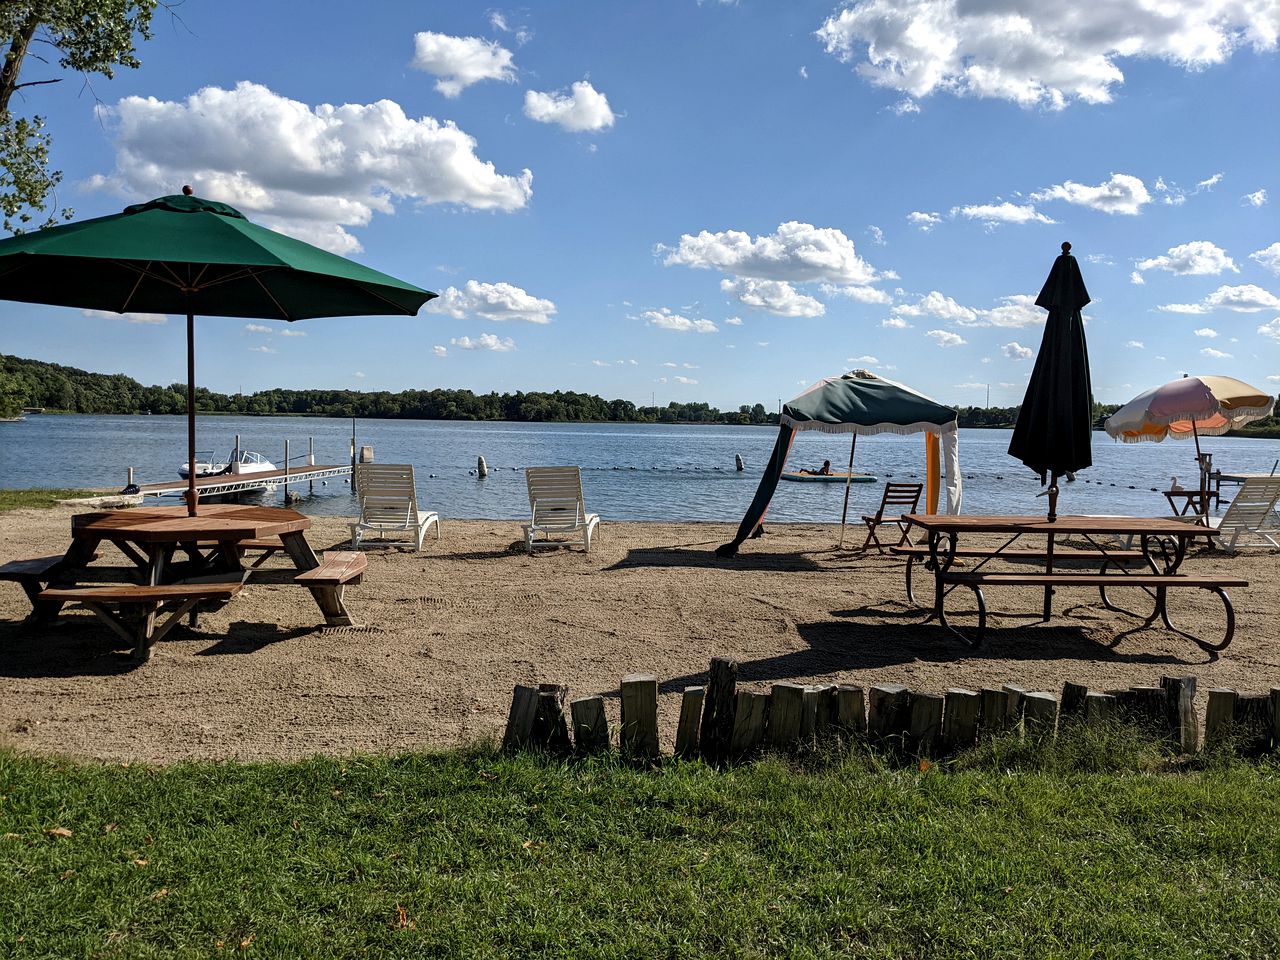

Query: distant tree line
[[0, 354, 778, 425]]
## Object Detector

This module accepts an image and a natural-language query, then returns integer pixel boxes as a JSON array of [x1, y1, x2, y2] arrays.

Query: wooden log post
[[868, 684, 912, 754], [532, 683, 571, 754], [1203, 688, 1238, 750], [1084, 691, 1118, 724], [1002, 684, 1026, 733], [767, 683, 807, 750], [1022, 692, 1059, 737], [730, 690, 770, 761], [1233, 694, 1272, 757], [941, 688, 981, 754], [569, 695, 609, 756], [1060, 682, 1089, 721], [1160, 675, 1198, 754], [674, 686, 705, 760], [1271, 689, 1280, 755], [1118, 685, 1167, 737], [980, 688, 1010, 737], [620, 673, 659, 763], [700, 658, 738, 765], [837, 685, 866, 735], [908, 692, 944, 758], [502, 685, 541, 753], [799, 686, 822, 741], [813, 685, 840, 741]]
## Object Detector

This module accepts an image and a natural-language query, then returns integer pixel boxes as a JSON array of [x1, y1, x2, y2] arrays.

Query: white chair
[[349, 463, 440, 550], [523, 466, 600, 554], [1205, 476, 1280, 552]]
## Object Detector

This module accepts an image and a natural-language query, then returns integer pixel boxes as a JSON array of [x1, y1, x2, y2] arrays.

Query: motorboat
[[178, 448, 277, 479]]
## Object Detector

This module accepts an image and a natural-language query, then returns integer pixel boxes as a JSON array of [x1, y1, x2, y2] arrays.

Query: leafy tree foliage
[[1, 1, 158, 232]]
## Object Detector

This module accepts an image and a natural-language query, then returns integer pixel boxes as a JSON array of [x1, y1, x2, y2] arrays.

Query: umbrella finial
[[1061, 241, 1071, 254], [182, 184, 194, 196]]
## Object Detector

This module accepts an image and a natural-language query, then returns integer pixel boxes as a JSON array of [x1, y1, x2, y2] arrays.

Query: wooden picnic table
[[901, 514, 1246, 652], [14, 504, 363, 661]]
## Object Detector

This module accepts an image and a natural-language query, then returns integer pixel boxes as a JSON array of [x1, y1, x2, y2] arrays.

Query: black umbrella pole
[[1047, 473, 1060, 522], [186, 312, 198, 517]]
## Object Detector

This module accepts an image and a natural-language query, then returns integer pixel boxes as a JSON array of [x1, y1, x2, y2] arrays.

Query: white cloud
[[867, 225, 886, 245], [432, 345, 447, 358], [591, 360, 612, 367], [661, 362, 678, 368], [427, 281, 556, 324], [926, 329, 966, 347], [951, 202, 1054, 227], [1002, 341, 1034, 360], [980, 294, 1044, 328], [891, 97, 921, 115], [249, 345, 275, 354], [244, 323, 272, 334], [816, 1, 1278, 108], [523, 81, 616, 132], [87, 82, 533, 254], [848, 354, 880, 364], [450, 333, 516, 352], [1125, 340, 1144, 348], [279, 328, 306, 337], [488, 11, 532, 46], [1136, 240, 1237, 276], [1032, 173, 1150, 215], [1258, 318, 1280, 341], [1269, 375, 1280, 383], [353, 371, 365, 379], [661, 221, 879, 284], [820, 282, 893, 304], [683, 362, 699, 369], [1159, 284, 1280, 314], [724, 316, 743, 326], [799, 65, 809, 79], [673, 375, 699, 385], [1131, 271, 1145, 285], [642, 308, 718, 333], [907, 211, 942, 231], [82, 308, 166, 324], [893, 290, 978, 324], [1200, 347, 1233, 359], [1243, 189, 1269, 207], [881, 316, 911, 329], [1250, 243, 1280, 275], [721, 278, 825, 317], [756, 341, 769, 347], [1194, 327, 1218, 338], [410, 32, 516, 98]]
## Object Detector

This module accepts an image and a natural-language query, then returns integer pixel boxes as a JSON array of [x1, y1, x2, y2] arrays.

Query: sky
[[2, 0, 1278, 411]]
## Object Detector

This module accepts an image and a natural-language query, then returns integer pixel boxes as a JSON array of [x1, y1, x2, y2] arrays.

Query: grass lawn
[[3, 736, 1279, 959], [0, 489, 98, 513]]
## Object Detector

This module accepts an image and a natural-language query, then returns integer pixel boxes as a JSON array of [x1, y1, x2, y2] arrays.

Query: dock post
[[309, 438, 315, 494], [350, 418, 356, 469], [283, 440, 289, 503], [127, 466, 134, 487]]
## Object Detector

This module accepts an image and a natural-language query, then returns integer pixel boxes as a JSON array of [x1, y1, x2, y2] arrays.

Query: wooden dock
[[133, 464, 353, 498]]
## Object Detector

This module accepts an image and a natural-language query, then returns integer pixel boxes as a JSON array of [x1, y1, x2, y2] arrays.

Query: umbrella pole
[[1046, 471, 1060, 523], [838, 433, 858, 547], [186, 312, 198, 517], [1193, 422, 1209, 523]]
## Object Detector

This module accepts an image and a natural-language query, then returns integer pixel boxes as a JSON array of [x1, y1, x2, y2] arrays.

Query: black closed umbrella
[[1008, 242, 1093, 521]]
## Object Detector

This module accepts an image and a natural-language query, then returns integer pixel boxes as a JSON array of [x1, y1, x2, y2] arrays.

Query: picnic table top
[[70, 504, 312, 545], [902, 514, 1216, 537]]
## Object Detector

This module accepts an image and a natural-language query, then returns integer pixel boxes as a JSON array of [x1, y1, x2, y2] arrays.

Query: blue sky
[[3, 0, 1278, 410]]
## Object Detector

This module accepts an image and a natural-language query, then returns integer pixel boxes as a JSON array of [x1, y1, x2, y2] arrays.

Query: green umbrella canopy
[[783, 370, 959, 434], [0, 193, 433, 319], [0, 191, 435, 516]]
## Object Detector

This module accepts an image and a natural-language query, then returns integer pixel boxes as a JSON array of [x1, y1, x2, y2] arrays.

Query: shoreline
[[2, 511, 1277, 764]]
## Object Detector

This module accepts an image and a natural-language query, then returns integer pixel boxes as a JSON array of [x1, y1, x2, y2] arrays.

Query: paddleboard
[[780, 471, 877, 483]]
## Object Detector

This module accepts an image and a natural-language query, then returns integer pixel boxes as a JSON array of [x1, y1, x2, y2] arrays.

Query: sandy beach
[[1, 506, 1276, 763]]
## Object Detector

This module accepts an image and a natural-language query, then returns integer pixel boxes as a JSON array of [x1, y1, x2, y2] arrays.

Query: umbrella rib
[[248, 270, 295, 320]]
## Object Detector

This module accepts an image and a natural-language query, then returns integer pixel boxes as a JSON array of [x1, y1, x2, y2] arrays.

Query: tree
[[1, 1, 158, 233]]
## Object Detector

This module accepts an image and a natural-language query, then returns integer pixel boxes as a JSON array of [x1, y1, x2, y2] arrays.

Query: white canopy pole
[[838, 432, 858, 547]]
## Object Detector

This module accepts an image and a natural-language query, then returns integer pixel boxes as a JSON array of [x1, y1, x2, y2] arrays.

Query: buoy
[[429, 473, 437, 478], [735, 453, 745, 471], [321, 480, 327, 486], [477, 455, 488, 478]]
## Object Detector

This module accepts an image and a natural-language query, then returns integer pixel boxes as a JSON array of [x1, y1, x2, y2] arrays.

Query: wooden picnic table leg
[[279, 531, 354, 627], [133, 545, 169, 657], [31, 535, 102, 621]]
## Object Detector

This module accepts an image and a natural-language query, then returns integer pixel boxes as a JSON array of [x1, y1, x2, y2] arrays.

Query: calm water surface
[[2, 415, 1278, 523]]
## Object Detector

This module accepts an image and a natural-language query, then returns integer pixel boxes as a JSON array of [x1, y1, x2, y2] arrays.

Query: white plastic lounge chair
[[350, 463, 440, 550], [1203, 475, 1280, 552], [523, 466, 600, 554]]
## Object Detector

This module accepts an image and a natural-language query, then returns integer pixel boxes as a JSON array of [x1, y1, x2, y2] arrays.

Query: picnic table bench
[[901, 514, 1248, 653]]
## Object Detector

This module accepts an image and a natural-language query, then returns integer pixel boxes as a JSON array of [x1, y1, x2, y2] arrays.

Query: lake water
[[2, 414, 1278, 523]]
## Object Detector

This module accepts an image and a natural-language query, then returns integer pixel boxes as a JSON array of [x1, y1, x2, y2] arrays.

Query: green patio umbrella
[[1007, 242, 1093, 521], [0, 189, 435, 514], [716, 370, 961, 557]]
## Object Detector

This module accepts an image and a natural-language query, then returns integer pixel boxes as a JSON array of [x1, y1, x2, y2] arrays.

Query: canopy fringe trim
[[779, 416, 957, 437]]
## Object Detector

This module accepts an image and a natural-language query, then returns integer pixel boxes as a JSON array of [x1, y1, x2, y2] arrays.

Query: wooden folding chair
[[860, 482, 924, 553]]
